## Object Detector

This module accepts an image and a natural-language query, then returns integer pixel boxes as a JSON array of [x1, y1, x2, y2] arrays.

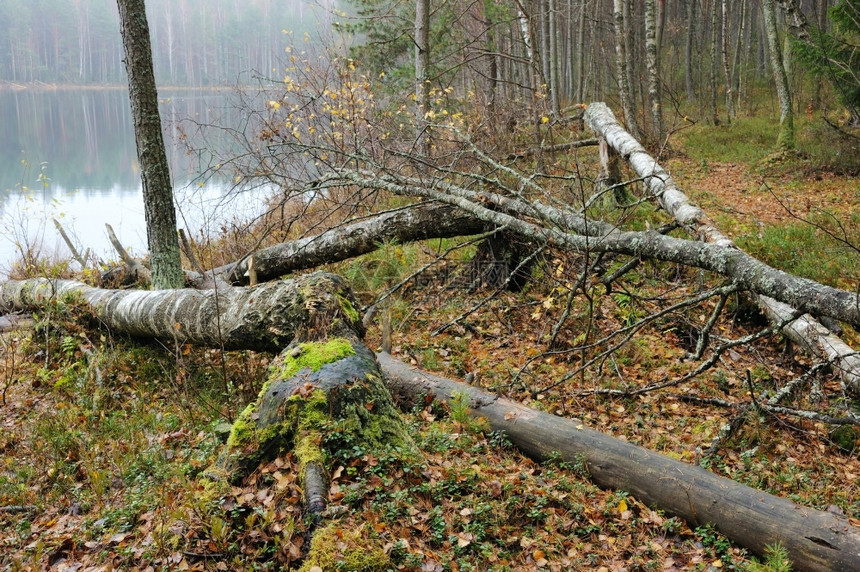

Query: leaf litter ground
[[2, 132, 860, 570]]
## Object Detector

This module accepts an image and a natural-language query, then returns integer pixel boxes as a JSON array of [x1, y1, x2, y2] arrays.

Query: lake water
[[0, 88, 268, 279]]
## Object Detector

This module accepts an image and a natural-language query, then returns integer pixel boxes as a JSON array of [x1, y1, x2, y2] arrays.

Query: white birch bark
[[644, 0, 664, 141], [613, 0, 641, 141], [763, 0, 795, 150], [583, 102, 860, 392], [0, 272, 362, 353]]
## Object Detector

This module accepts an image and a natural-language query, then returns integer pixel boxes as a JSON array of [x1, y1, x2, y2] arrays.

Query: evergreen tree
[[792, 0, 860, 124]]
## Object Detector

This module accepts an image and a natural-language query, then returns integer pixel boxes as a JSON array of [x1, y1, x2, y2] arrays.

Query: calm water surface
[[0, 88, 266, 279]]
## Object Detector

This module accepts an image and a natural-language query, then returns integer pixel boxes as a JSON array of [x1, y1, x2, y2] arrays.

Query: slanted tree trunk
[[215, 203, 486, 286], [330, 167, 860, 333], [583, 102, 860, 392], [378, 352, 860, 572], [116, 0, 184, 289]]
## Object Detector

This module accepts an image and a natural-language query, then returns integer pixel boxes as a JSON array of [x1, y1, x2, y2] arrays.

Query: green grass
[[677, 113, 860, 175], [735, 220, 860, 288], [678, 115, 781, 166]]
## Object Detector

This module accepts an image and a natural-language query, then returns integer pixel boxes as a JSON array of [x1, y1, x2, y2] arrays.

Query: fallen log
[[583, 102, 860, 394], [215, 202, 486, 285], [505, 137, 599, 160], [378, 352, 860, 572], [0, 273, 363, 352], [332, 168, 860, 330], [0, 273, 416, 567]]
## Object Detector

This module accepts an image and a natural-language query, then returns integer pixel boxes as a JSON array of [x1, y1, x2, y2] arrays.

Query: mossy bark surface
[[215, 336, 415, 480]]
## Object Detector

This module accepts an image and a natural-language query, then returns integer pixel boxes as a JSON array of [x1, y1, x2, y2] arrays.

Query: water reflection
[[0, 88, 265, 278]]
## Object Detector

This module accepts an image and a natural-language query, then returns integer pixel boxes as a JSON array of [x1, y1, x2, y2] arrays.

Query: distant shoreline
[[0, 81, 244, 92]]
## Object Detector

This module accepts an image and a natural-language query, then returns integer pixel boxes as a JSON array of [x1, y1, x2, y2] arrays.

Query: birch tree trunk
[[685, 0, 697, 102], [613, 0, 641, 140], [547, 0, 560, 115], [644, 0, 664, 141], [763, 0, 795, 150], [215, 203, 485, 286], [721, 0, 735, 122], [415, 0, 431, 150], [709, 0, 720, 124], [575, 0, 587, 103], [331, 165, 860, 334], [116, 0, 184, 289], [0, 273, 417, 530]]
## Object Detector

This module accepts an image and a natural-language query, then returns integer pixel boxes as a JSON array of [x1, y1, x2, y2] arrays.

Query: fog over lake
[[0, 88, 267, 278]]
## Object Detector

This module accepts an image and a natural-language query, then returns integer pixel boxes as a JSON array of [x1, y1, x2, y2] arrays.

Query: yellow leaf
[[617, 499, 628, 513], [541, 116, 549, 124]]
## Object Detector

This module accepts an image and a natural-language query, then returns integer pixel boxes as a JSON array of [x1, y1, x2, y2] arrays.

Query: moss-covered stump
[[213, 334, 417, 502]]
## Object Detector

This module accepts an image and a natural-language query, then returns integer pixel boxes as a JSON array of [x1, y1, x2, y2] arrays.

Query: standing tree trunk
[[710, 0, 721, 124], [547, 0, 560, 115], [415, 0, 431, 152], [645, 0, 664, 142], [685, 0, 697, 102], [721, 0, 735, 122], [732, 0, 748, 114], [763, 0, 795, 150], [614, 0, 641, 140], [116, 0, 184, 289], [575, 0, 587, 103]]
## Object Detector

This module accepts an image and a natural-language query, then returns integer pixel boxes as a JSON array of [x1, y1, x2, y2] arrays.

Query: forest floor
[[1, 113, 859, 571]]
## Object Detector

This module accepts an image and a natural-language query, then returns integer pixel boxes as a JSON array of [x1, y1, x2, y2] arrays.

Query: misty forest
[[2, 0, 860, 570]]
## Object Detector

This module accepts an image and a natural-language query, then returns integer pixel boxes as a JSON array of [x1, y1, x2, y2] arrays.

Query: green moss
[[295, 432, 324, 466], [276, 338, 356, 381], [337, 294, 361, 325], [226, 402, 259, 448], [293, 389, 328, 467], [299, 523, 389, 572], [336, 373, 417, 457]]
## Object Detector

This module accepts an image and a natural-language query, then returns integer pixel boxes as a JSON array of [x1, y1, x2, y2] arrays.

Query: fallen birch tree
[[317, 167, 860, 335], [583, 101, 860, 394], [0, 274, 417, 552], [211, 202, 486, 286]]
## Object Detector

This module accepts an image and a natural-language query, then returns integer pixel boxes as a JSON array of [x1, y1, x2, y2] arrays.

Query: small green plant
[[450, 390, 471, 424], [745, 542, 791, 572], [736, 221, 859, 289], [696, 523, 735, 564]]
